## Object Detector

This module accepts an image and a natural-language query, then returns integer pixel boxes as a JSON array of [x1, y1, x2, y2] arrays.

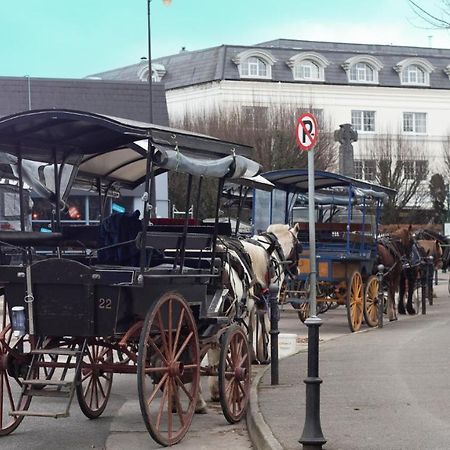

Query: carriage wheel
[[254, 309, 270, 364], [76, 339, 113, 419], [346, 271, 363, 332], [137, 292, 200, 447], [219, 325, 251, 424], [0, 300, 32, 435], [363, 276, 379, 327]]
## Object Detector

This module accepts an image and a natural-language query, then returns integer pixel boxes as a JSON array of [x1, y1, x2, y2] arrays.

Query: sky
[[2, 0, 450, 79]]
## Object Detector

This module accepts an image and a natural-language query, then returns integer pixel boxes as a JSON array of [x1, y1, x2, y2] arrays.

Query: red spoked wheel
[[0, 300, 32, 435], [219, 325, 251, 424], [76, 338, 113, 419], [137, 292, 200, 447]]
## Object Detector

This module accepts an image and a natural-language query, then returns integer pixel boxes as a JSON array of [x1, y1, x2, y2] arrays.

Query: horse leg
[[387, 284, 397, 321], [207, 346, 220, 402], [398, 271, 406, 315], [195, 383, 208, 414], [406, 268, 416, 315]]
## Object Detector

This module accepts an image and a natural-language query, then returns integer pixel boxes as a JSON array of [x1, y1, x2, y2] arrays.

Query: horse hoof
[[195, 406, 208, 414], [397, 305, 406, 315], [398, 310, 406, 315], [389, 317, 398, 322], [407, 307, 416, 315]]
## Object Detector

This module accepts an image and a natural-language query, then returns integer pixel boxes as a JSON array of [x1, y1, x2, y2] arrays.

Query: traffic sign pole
[[297, 113, 326, 450]]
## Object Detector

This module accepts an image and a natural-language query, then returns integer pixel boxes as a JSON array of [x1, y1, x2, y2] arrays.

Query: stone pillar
[[334, 123, 358, 177]]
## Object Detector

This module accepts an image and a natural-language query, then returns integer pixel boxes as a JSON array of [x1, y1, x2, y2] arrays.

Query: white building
[[90, 39, 450, 183]]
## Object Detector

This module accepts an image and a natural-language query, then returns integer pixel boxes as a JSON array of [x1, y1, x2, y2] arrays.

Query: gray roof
[[0, 77, 169, 125], [88, 38, 450, 91]]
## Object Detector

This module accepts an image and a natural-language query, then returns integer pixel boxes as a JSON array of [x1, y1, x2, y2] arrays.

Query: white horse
[[196, 223, 300, 412]]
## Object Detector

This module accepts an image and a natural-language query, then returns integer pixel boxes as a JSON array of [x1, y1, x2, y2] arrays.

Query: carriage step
[[23, 379, 73, 387], [10, 410, 69, 419], [25, 388, 71, 398], [30, 349, 80, 356]]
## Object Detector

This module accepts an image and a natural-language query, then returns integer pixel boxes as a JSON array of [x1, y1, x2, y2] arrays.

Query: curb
[[246, 363, 284, 450]]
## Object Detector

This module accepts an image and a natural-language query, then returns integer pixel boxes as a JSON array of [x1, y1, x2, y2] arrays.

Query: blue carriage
[[253, 169, 394, 332]]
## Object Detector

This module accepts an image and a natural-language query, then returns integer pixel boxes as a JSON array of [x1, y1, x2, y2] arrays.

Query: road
[[2, 273, 448, 449]]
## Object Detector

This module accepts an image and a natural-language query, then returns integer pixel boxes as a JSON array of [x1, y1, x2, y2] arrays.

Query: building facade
[[90, 39, 450, 186]]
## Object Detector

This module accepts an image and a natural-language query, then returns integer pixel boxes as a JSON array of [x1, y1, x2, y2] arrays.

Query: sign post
[[297, 113, 326, 449]]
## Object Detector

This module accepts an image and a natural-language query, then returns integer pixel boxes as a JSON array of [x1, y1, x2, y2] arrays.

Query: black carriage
[[0, 109, 260, 446], [253, 169, 395, 332]]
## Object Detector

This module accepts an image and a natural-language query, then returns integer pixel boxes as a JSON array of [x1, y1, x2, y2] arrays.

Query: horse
[[377, 226, 414, 321], [195, 223, 300, 413], [398, 238, 424, 315]]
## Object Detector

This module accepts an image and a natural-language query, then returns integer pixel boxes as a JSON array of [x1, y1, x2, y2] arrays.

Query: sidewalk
[[247, 276, 450, 450]]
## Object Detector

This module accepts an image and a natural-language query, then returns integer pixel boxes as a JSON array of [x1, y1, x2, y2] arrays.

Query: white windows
[[401, 64, 425, 84], [354, 160, 376, 180], [233, 49, 276, 80], [351, 110, 375, 132], [403, 112, 426, 134], [241, 57, 268, 77], [349, 63, 374, 82], [288, 52, 329, 82], [395, 58, 434, 86], [403, 160, 428, 180], [342, 55, 383, 84], [295, 60, 320, 80]]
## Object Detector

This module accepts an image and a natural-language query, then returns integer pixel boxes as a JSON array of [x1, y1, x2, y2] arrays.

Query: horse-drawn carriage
[[0, 109, 273, 446], [253, 169, 395, 332]]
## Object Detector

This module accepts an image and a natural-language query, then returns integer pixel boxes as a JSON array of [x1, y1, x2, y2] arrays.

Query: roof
[[0, 76, 169, 125], [262, 169, 396, 197], [0, 109, 256, 189], [88, 39, 450, 90]]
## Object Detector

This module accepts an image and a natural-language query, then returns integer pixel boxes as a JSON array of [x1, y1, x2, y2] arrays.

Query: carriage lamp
[[11, 306, 26, 337]]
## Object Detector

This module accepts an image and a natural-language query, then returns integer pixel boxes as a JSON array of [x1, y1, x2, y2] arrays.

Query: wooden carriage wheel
[[346, 271, 363, 332], [0, 300, 32, 435], [254, 308, 270, 364], [363, 275, 379, 327], [76, 338, 113, 419], [219, 325, 251, 424], [137, 292, 200, 447]]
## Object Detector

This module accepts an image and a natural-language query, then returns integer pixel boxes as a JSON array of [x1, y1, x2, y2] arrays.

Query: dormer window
[[342, 56, 383, 84], [350, 63, 374, 82], [233, 49, 276, 80], [394, 58, 434, 86], [137, 62, 166, 82], [287, 52, 329, 82], [242, 57, 268, 77]]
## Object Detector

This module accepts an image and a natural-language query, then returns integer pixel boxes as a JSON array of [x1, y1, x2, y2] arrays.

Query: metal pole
[[299, 148, 326, 449], [269, 285, 280, 385], [377, 264, 384, 328]]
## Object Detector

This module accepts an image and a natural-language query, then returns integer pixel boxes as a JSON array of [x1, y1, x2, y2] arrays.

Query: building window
[[401, 65, 425, 84], [295, 60, 320, 80], [403, 160, 428, 180], [241, 106, 269, 127], [241, 57, 268, 78], [364, 160, 376, 180], [354, 159, 376, 180], [403, 112, 426, 134], [395, 58, 433, 86], [351, 110, 375, 132], [349, 63, 374, 82], [288, 52, 329, 82], [354, 160, 364, 179]]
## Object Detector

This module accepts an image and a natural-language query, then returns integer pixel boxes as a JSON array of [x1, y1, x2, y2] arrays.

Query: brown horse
[[377, 226, 414, 321]]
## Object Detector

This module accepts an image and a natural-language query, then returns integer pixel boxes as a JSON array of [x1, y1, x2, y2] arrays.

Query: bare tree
[[169, 104, 337, 217], [363, 132, 430, 223], [407, 0, 450, 28]]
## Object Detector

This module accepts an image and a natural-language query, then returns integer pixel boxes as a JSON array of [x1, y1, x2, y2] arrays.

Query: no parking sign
[[295, 113, 319, 151]]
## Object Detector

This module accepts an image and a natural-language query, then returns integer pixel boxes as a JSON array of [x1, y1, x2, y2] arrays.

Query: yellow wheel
[[363, 275, 379, 327], [346, 271, 363, 332]]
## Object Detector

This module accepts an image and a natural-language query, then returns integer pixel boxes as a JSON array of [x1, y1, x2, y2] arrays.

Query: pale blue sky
[[1, 0, 450, 79]]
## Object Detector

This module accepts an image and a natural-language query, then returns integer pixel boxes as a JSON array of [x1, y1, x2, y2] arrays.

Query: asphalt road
[[259, 274, 450, 450]]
